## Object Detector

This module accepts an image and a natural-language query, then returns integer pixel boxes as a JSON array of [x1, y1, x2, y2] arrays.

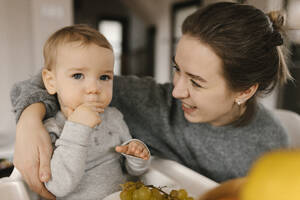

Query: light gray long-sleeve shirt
[[10, 72, 288, 182], [43, 107, 150, 200]]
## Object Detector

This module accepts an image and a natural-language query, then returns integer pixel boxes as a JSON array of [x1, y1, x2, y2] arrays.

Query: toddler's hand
[[116, 141, 149, 160], [67, 102, 104, 128]]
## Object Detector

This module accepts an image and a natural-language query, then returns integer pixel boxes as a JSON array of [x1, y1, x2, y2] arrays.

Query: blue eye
[[99, 75, 110, 81], [72, 73, 83, 80]]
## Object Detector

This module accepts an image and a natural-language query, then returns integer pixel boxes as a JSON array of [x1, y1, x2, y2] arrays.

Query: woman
[[11, 2, 291, 199]]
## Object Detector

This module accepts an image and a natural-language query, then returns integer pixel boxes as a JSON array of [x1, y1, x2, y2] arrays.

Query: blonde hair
[[43, 24, 113, 70]]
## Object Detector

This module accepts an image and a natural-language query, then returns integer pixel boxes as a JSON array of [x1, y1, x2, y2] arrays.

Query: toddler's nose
[[86, 80, 100, 94]]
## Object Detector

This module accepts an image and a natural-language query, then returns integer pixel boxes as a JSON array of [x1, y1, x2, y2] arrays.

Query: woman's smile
[[181, 102, 197, 114]]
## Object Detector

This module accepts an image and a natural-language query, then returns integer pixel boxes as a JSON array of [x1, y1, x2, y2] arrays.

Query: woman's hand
[[13, 103, 55, 200], [115, 141, 150, 160]]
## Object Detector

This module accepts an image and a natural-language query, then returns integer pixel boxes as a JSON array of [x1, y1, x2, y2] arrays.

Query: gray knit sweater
[[10, 72, 288, 182], [43, 108, 150, 200]]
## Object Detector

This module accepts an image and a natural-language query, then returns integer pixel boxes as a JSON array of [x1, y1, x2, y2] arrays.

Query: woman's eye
[[99, 75, 110, 81], [72, 73, 83, 80], [172, 65, 180, 72], [191, 79, 202, 88]]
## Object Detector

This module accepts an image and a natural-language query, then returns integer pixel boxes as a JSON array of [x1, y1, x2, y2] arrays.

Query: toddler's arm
[[44, 120, 93, 197], [117, 139, 151, 176], [44, 104, 101, 197], [110, 108, 151, 175]]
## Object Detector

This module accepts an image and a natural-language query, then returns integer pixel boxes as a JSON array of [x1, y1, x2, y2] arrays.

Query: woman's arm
[[10, 72, 60, 199], [14, 103, 55, 199], [10, 70, 59, 121]]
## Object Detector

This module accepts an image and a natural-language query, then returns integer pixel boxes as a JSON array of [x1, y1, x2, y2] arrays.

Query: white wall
[[153, 0, 192, 84], [31, 0, 73, 72], [0, 0, 72, 158], [153, 0, 173, 83], [0, 0, 33, 140], [287, 0, 300, 44]]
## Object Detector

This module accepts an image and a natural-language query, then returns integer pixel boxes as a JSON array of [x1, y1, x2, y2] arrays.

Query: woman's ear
[[235, 83, 259, 105], [42, 68, 57, 95]]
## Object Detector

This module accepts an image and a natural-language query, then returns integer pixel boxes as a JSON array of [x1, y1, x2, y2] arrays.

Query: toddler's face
[[53, 42, 114, 117]]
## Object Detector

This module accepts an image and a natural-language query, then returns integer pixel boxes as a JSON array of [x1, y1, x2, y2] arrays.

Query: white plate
[[103, 157, 218, 200], [140, 157, 218, 197]]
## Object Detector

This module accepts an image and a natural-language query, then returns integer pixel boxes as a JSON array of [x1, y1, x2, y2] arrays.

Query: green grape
[[186, 197, 194, 200], [120, 181, 193, 200], [135, 181, 144, 189], [170, 190, 178, 198], [127, 186, 136, 193], [151, 188, 163, 200], [162, 196, 169, 200], [177, 189, 188, 200], [137, 186, 151, 200], [120, 190, 132, 200], [149, 195, 161, 200], [132, 189, 140, 200], [123, 181, 135, 188], [121, 181, 136, 193]]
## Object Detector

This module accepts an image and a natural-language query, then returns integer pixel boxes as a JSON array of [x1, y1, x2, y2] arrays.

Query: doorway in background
[[73, 0, 155, 77]]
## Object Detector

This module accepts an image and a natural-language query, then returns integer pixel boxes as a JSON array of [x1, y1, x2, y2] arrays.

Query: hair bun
[[271, 31, 283, 46], [267, 11, 285, 30], [266, 11, 285, 47]]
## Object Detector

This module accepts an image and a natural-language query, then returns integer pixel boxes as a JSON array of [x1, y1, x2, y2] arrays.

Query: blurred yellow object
[[240, 149, 300, 200], [218, 198, 238, 200], [198, 178, 245, 200]]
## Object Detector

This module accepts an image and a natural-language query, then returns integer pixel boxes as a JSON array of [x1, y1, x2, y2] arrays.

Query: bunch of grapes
[[120, 181, 195, 200]]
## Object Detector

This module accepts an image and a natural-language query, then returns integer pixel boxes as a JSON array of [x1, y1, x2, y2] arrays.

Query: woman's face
[[172, 34, 240, 126]]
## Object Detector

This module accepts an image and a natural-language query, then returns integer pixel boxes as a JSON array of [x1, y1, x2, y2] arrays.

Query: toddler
[[41, 24, 150, 200]]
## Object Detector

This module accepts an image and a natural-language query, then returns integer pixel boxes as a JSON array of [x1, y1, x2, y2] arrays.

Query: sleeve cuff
[[122, 139, 151, 175]]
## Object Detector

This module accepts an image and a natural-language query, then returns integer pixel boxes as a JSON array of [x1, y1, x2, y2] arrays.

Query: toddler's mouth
[[85, 95, 100, 102]]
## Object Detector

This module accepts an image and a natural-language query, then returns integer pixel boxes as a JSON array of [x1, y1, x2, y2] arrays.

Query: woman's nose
[[172, 77, 189, 99]]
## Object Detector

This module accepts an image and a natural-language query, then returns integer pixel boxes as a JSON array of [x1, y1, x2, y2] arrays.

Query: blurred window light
[[287, 0, 300, 29], [99, 20, 123, 75], [174, 6, 197, 42], [172, 2, 199, 57], [40, 4, 65, 19]]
